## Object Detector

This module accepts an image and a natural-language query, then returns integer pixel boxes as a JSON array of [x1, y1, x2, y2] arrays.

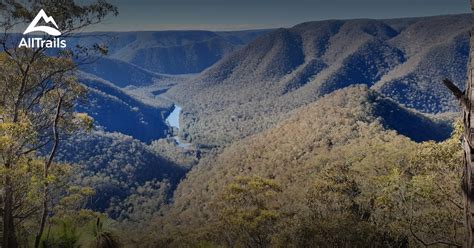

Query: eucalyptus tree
[[0, 1, 117, 247]]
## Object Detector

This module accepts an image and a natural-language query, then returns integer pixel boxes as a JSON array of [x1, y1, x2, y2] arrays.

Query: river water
[[165, 105, 191, 149]]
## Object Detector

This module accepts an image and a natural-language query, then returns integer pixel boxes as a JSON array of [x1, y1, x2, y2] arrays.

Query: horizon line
[[5, 12, 470, 34]]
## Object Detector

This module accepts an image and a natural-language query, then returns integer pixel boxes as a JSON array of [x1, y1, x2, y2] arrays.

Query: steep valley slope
[[48, 15, 469, 231], [167, 14, 470, 147], [155, 85, 452, 237]]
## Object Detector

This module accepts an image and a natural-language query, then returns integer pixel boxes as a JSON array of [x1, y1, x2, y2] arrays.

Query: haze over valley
[[17, 17, 455, 241], [1, 2, 470, 243]]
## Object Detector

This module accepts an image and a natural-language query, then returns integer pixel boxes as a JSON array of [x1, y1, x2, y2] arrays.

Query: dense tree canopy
[[0, 0, 117, 247], [148, 86, 464, 247]]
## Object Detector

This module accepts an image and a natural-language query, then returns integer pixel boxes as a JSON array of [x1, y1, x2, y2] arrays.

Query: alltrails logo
[[19, 9, 66, 48]]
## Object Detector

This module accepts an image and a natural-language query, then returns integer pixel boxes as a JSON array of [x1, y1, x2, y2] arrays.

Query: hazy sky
[[82, 0, 469, 31]]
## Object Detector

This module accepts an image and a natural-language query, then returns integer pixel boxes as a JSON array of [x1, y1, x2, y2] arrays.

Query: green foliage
[[0, 0, 118, 36], [90, 218, 120, 248], [0, 1, 117, 246], [37, 214, 120, 248], [57, 131, 188, 219], [41, 219, 81, 248], [155, 87, 463, 247], [0, 49, 95, 246], [150, 138, 199, 169], [214, 176, 282, 248], [286, 120, 463, 247]]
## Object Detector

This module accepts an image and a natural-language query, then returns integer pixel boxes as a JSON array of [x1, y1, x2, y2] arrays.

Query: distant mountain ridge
[[79, 57, 170, 88], [167, 14, 470, 147], [59, 15, 469, 148], [68, 29, 269, 141], [48, 15, 467, 229], [68, 30, 272, 144], [71, 29, 271, 75]]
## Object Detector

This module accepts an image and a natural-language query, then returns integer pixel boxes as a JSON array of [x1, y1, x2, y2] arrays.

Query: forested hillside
[[148, 85, 463, 247], [76, 73, 170, 143], [55, 15, 469, 247], [79, 57, 169, 88], [0, 0, 469, 245], [56, 131, 191, 221], [66, 29, 271, 144], [71, 30, 270, 74], [167, 15, 470, 147]]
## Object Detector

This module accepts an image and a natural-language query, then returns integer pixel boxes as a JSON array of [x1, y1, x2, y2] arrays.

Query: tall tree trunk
[[464, 2, 474, 247], [443, 1, 474, 247], [463, 141, 474, 248], [34, 95, 63, 248], [3, 174, 18, 248]]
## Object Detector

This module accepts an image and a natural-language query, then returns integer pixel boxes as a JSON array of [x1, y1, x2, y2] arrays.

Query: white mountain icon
[[23, 9, 61, 36]]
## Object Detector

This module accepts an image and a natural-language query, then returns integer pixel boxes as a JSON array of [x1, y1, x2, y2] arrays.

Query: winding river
[[165, 105, 192, 149]]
